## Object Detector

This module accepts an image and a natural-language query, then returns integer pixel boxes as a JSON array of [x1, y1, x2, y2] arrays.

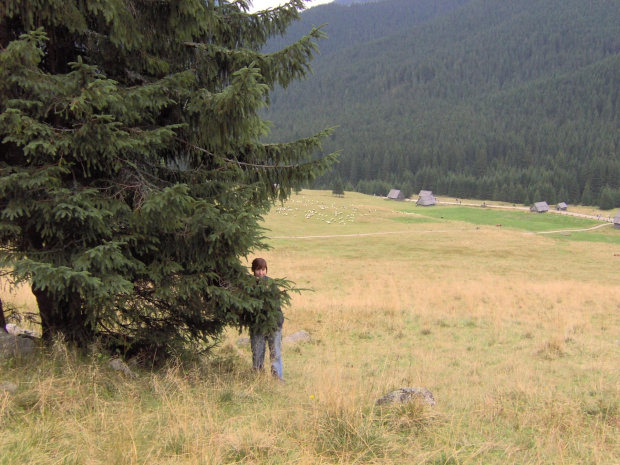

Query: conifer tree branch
[[0, 0, 336, 354]]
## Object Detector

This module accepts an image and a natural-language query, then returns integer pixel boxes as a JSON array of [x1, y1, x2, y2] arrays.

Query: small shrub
[[583, 390, 620, 423], [536, 339, 565, 360], [375, 398, 439, 432], [218, 390, 234, 403], [425, 450, 460, 464], [206, 346, 243, 375], [463, 319, 477, 328], [354, 330, 374, 340], [314, 405, 388, 461]]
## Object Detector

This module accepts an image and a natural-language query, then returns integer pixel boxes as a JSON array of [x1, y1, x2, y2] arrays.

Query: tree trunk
[[32, 287, 94, 346], [0, 298, 7, 332]]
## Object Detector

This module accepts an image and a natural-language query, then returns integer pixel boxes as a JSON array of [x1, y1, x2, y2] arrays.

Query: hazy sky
[[248, 0, 333, 13]]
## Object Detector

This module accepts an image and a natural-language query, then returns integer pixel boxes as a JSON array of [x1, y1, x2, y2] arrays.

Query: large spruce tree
[[0, 0, 336, 354]]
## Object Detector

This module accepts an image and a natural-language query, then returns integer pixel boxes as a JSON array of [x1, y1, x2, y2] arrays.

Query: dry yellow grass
[[1, 189, 619, 464], [0, 279, 37, 311]]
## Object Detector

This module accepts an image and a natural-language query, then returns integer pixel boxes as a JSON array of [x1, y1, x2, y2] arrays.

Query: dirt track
[[533, 223, 612, 235]]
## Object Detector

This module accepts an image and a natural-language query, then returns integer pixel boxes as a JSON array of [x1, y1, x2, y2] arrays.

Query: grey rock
[[5, 324, 39, 339], [236, 337, 251, 345], [376, 387, 436, 407], [0, 331, 37, 359], [0, 381, 18, 394], [108, 358, 138, 378], [283, 330, 311, 344]]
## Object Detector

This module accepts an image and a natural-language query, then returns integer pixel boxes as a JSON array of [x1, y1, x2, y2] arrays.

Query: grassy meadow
[[1, 190, 619, 464]]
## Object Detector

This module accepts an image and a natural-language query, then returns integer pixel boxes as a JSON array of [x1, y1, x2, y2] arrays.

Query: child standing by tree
[[250, 258, 284, 381]]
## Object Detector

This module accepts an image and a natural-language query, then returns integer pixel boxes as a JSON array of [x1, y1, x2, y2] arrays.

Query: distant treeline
[[263, 0, 620, 208]]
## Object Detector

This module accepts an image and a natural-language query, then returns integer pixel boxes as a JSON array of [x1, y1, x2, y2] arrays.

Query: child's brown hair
[[251, 258, 267, 272]]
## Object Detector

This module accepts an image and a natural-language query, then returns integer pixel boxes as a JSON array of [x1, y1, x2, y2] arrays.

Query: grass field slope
[[1, 190, 619, 464]]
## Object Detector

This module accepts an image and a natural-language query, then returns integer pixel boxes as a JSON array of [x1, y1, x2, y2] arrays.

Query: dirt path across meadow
[[532, 223, 612, 235]]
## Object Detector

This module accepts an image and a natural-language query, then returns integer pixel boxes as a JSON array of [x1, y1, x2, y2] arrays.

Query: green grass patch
[[399, 206, 601, 232], [392, 215, 440, 225]]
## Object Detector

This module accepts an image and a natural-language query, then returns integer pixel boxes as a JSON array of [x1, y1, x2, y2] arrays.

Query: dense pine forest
[[263, 0, 620, 208]]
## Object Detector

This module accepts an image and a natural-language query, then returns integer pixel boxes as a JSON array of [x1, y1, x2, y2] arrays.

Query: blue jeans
[[250, 329, 283, 380]]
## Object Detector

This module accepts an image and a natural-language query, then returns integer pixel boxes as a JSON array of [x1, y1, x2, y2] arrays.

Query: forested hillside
[[263, 0, 620, 208], [332, 0, 377, 5]]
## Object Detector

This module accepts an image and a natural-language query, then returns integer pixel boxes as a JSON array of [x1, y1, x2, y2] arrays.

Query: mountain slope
[[263, 0, 620, 207]]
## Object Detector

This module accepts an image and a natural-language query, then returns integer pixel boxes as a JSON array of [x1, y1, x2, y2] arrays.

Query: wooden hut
[[530, 201, 549, 213], [417, 194, 436, 206], [614, 211, 620, 229], [416, 189, 436, 206], [387, 189, 405, 201], [555, 202, 568, 211]]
